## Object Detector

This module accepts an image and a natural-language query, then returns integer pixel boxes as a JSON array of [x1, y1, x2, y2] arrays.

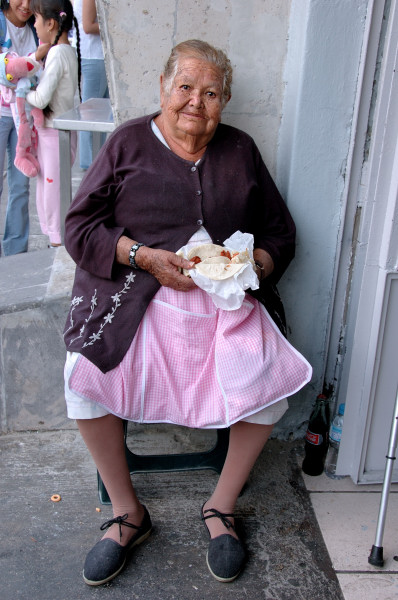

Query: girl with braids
[[26, 0, 81, 247]]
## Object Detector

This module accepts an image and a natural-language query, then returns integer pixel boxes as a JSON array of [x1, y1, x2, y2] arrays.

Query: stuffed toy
[[0, 51, 44, 178]]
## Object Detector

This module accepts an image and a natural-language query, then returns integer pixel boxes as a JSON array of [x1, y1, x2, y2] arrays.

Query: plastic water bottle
[[302, 394, 330, 476], [324, 403, 345, 479]]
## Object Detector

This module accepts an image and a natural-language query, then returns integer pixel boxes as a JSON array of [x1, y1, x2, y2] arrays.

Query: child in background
[[0, 0, 38, 256], [26, 0, 81, 247], [74, 0, 108, 170]]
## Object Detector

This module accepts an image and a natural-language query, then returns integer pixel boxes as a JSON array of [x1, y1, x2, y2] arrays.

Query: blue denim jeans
[[0, 115, 30, 256], [79, 58, 109, 170]]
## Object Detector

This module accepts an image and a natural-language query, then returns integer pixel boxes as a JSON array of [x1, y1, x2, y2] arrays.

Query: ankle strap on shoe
[[202, 508, 235, 530], [100, 514, 140, 540]]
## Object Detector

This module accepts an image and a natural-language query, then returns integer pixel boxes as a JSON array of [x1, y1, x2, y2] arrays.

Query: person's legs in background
[[36, 127, 77, 246], [0, 115, 8, 257], [0, 116, 30, 256], [34, 142, 46, 239], [79, 58, 109, 170]]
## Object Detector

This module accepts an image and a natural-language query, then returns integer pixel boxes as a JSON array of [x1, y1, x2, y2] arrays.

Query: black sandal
[[201, 505, 246, 582]]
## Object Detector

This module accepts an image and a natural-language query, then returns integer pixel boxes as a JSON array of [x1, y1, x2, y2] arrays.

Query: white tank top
[[73, 0, 104, 60]]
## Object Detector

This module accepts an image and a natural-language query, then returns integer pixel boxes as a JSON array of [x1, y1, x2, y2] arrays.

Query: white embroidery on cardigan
[[66, 272, 136, 347], [64, 294, 85, 338]]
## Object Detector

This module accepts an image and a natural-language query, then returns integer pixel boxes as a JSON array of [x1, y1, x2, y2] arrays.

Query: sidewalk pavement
[[0, 428, 344, 600]]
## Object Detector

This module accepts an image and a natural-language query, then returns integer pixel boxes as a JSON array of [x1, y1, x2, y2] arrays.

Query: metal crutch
[[368, 387, 398, 567]]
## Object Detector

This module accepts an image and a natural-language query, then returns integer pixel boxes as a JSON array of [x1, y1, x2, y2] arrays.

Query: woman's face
[[5, 0, 32, 27], [160, 57, 226, 141]]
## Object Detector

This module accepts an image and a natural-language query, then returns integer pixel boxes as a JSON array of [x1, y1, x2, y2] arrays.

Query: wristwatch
[[129, 242, 145, 270]]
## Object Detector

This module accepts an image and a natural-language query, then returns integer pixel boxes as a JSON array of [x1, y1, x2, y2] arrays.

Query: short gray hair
[[162, 39, 233, 107]]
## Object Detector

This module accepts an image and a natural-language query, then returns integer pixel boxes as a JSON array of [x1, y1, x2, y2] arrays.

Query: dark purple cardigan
[[63, 113, 296, 373]]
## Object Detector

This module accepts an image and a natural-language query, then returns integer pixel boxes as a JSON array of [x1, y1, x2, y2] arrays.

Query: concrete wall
[[276, 0, 369, 430], [96, 0, 291, 175]]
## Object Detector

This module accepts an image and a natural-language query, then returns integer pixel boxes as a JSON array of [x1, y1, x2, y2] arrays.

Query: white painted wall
[[277, 0, 369, 431], [94, 0, 371, 437]]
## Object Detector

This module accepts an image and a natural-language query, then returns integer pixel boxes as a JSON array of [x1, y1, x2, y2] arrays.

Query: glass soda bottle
[[302, 394, 330, 476], [324, 403, 345, 479]]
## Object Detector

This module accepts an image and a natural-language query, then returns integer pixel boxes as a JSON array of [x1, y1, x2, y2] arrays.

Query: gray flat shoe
[[201, 505, 246, 582], [83, 506, 152, 586]]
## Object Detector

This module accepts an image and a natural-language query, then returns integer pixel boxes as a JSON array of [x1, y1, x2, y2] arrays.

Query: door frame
[[330, 0, 398, 482]]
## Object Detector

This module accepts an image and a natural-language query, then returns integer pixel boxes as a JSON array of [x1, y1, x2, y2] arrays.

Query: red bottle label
[[305, 430, 323, 445]]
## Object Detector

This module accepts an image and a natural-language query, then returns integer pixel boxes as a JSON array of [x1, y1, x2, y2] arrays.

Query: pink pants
[[36, 126, 77, 245]]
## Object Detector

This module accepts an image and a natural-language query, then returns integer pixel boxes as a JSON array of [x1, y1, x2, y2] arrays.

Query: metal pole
[[58, 129, 72, 244], [368, 387, 398, 566]]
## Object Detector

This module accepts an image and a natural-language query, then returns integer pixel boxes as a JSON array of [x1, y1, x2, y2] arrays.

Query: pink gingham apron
[[68, 285, 312, 429]]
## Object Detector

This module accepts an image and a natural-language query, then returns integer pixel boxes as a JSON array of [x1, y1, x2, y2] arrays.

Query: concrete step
[[0, 246, 76, 433]]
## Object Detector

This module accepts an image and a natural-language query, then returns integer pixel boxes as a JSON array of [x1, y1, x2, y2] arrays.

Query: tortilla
[[200, 256, 230, 264], [196, 260, 243, 280], [187, 244, 225, 261], [231, 249, 251, 264], [183, 243, 253, 280]]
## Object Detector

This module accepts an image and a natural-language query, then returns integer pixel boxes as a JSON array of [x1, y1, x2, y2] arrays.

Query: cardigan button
[[191, 166, 197, 172], [196, 190, 202, 195], [196, 219, 203, 226]]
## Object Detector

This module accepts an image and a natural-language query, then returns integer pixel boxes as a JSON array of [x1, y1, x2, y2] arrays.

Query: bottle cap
[[338, 403, 345, 415]]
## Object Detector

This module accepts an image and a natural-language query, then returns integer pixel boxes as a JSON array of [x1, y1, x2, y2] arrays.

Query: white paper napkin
[[178, 230, 259, 310]]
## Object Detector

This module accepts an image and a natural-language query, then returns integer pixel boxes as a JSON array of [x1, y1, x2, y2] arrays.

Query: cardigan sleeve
[[64, 130, 126, 281]]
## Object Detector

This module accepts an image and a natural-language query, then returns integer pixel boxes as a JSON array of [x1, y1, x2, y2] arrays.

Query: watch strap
[[129, 242, 145, 269]]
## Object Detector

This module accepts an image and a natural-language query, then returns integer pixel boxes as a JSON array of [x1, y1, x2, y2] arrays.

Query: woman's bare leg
[[203, 422, 273, 538], [77, 414, 145, 545]]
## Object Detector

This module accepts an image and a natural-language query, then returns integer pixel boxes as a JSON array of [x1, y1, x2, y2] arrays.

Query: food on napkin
[[183, 243, 254, 280]]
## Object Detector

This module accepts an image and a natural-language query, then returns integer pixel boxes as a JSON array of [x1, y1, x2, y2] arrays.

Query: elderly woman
[[64, 39, 311, 586]]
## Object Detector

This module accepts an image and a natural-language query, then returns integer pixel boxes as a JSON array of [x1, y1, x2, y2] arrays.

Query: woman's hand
[[137, 247, 197, 291], [116, 236, 196, 291], [253, 248, 274, 282]]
